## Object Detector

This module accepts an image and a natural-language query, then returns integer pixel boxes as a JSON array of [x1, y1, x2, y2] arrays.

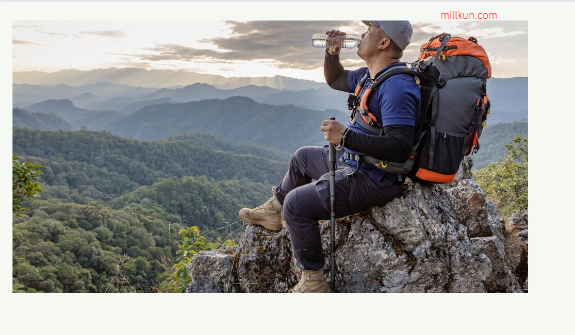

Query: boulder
[[503, 211, 529, 292], [188, 157, 523, 293]]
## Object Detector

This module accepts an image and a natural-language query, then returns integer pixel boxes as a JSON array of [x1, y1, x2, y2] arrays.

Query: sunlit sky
[[13, 20, 527, 82]]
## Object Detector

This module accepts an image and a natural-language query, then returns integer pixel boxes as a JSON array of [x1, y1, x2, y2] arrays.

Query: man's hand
[[326, 30, 346, 56], [320, 119, 347, 145]]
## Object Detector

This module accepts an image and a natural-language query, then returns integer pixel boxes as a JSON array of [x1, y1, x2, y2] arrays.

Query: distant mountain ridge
[[13, 68, 326, 90], [13, 108, 74, 131], [25, 99, 124, 130], [15, 76, 526, 121], [104, 96, 340, 154]]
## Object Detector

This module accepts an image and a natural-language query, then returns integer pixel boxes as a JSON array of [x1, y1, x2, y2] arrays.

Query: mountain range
[[13, 68, 326, 90], [20, 96, 342, 155], [14, 69, 528, 123], [14, 82, 350, 114]]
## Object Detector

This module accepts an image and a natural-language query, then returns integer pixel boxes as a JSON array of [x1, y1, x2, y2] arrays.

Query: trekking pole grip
[[328, 116, 336, 165]]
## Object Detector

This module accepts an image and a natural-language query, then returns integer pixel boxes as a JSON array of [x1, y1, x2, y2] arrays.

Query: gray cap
[[362, 20, 413, 51]]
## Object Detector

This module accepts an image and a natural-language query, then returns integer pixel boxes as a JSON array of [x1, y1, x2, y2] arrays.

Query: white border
[[3, 1, 574, 334]]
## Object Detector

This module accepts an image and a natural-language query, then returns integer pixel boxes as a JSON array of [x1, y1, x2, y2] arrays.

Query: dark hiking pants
[[275, 146, 403, 271]]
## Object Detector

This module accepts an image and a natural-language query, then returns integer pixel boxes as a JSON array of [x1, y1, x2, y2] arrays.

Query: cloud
[[36, 29, 67, 37], [132, 21, 361, 70], [13, 24, 41, 29], [465, 27, 526, 39], [80, 30, 128, 38], [13, 23, 66, 36], [116, 20, 528, 75], [13, 39, 44, 46]]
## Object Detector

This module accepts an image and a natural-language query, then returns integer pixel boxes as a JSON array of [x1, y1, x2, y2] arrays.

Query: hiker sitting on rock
[[239, 21, 421, 293]]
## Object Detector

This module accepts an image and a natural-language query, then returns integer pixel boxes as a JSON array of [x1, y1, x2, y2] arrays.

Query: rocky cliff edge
[[187, 157, 527, 293]]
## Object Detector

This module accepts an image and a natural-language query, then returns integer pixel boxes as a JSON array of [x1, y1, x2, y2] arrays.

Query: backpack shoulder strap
[[371, 65, 414, 90]]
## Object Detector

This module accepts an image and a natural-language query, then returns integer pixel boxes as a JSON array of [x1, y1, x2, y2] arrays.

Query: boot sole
[[290, 282, 331, 293], [239, 213, 283, 231]]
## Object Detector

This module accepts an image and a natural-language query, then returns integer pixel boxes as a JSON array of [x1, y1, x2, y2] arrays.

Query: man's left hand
[[320, 119, 346, 146]]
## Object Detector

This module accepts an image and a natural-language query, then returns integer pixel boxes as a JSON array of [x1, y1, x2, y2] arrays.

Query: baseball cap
[[362, 20, 413, 51]]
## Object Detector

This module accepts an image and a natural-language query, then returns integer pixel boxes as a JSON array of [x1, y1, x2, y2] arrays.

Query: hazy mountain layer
[[13, 68, 325, 90], [13, 108, 74, 131], [14, 76, 527, 122]]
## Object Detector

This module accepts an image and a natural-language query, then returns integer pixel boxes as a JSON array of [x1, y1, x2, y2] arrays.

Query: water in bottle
[[312, 34, 360, 49]]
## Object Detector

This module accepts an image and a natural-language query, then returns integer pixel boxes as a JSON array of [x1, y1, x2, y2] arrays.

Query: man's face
[[357, 24, 387, 60]]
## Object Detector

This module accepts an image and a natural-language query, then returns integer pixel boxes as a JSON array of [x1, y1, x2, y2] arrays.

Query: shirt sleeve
[[378, 76, 420, 127], [344, 125, 414, 162], [346, 67, 368, 93]]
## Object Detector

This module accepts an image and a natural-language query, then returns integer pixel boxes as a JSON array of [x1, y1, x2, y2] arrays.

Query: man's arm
[[324, 52, 352, 93], [344, 125, 414, 162], [323, 30, 353, 93]]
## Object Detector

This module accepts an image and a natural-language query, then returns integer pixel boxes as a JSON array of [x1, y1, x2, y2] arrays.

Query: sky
[[13, 20, 527, 82]]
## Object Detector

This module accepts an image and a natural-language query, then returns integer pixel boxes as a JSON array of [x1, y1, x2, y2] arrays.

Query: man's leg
[[239, 146, 330, 231], [274, 146, 330, 204], [284, 165, 403, 292]]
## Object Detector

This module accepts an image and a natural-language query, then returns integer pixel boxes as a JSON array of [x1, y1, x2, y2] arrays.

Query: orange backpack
[[410, 33, 491, 183]]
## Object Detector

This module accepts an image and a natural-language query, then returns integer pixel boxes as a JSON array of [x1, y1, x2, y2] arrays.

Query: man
[[239, 21, 420, 293]]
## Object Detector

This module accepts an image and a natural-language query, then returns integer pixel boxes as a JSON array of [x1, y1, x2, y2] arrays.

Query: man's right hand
[[326, 30, 346, 56]]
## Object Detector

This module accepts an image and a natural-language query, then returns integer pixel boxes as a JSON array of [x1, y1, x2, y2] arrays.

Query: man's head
[[358, 20, 412, 59]]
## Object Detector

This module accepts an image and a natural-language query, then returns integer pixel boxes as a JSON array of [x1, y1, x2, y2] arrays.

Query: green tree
[[474, 136, 528, 217], [163, 226, 233, 293], [13, 155, 44, 217]]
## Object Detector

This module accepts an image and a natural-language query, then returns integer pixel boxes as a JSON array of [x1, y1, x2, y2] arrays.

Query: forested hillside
[[13, 127, 288, 194], [13, 199, 184, 293], [25, 99, 124, 130], [105, 96, 339, 154], [13, 108, 74, 131], [13, 127, 288, 292], [471, 122, 528, 170]]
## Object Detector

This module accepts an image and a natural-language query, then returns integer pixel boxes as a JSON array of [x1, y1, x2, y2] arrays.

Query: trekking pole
[[328, 116, 336, 292]]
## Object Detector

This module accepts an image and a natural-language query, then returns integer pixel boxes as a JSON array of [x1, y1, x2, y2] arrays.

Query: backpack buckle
[[436, 78, 447, 88], [347, 94, 359, 110]]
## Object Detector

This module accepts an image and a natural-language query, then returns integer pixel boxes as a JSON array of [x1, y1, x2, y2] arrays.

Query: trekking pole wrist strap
[[335, 128, 351, 150]]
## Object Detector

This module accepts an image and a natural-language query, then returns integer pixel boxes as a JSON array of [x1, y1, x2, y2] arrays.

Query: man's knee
[[291, 147, 308, 167], [282, 189, 299, 224], [283, 185, 328, 225]]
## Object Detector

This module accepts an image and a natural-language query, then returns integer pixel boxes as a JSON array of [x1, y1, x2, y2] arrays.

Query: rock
[[450, 156, 474, 184], [187, 158, 524, 293], [232, 225, 298, 293], [503, 211, 528, 291], [447, 180, 492, 238], [187, 251, 234, 293], [471, 236, 522, 292]]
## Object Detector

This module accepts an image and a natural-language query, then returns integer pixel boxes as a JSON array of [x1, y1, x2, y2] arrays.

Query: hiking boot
[[239, 187, 283, 231], [289, 269, 331, 293]]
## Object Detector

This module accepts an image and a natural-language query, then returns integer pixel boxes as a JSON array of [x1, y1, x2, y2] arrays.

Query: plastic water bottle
[[312, 34, 360, 49]]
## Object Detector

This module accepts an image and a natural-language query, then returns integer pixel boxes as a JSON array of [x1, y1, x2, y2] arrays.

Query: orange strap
[[360, 88, 372, 110], [415, 168, 456, 183], [419, 37, 491, 78]]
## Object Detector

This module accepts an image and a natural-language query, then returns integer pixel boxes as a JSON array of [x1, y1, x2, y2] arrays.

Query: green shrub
[[13, 155, 44, 217], [163, 226, 234, 293], [474, 136, 528, 217]]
